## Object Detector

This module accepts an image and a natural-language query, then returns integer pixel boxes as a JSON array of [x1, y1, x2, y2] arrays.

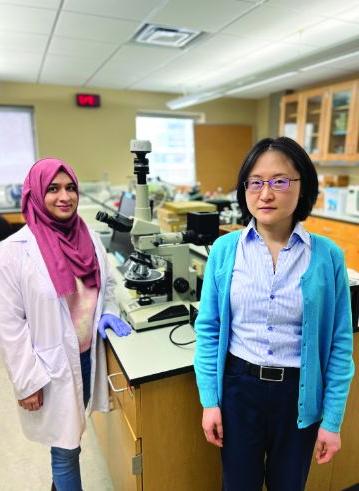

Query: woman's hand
[[202, 407, 223, 447], [18, 388, 43, 411], [98, 314, 132, 339], [315, 428, 341, 464]]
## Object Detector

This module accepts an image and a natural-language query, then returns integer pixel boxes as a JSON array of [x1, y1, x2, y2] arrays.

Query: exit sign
[[76, 93, 101, 108]]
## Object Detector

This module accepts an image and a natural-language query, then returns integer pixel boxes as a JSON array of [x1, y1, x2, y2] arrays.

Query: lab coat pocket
[[35, 344, 70, 381]]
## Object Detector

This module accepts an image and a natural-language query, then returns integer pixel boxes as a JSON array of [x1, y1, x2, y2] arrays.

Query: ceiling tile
[[0, 0, 60, 8], [88, 44, 181, 87], [267, 0, 358, 19], [39, 54, 102, 85], [128, 78, 182, 93], [0, 4, 57, 34], [335, 3, 359, 23], [63, 0, 161, 21], [0, 31, 47, 53], [55, 11, 140, 43], [0, 52, 43, 82], [185, 34, 270, 68], [283, 19, 359, 48], [48, 36, 116, 60], [223, 4, 322, 41], [190, 41, 317, 87], [151, 0, 258, 32]]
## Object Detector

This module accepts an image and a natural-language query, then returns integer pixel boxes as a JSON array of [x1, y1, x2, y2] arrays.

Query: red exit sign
[[76, 93, 101, 108]]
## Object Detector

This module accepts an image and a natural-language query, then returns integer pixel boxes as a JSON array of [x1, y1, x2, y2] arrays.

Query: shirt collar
[[241, 218, 311, 249]]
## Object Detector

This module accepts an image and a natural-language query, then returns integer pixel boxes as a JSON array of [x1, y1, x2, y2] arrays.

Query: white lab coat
[[0, 225, 119, 449]]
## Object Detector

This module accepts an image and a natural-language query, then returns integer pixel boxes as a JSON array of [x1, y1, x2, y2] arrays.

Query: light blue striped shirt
[[229, 219, 311, 368]]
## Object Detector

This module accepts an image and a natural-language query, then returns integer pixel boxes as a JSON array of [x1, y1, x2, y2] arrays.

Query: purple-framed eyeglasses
[[244, 177, 301, 192]]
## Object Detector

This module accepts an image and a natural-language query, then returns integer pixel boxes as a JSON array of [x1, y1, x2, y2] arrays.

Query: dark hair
[[236, 137, 318, 224]]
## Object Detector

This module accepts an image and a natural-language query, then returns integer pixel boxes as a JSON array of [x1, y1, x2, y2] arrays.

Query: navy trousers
[[221, 353, 319, 491]]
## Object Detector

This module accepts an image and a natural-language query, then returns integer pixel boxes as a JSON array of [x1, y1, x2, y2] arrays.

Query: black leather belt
[[226, 352, 299, 382]]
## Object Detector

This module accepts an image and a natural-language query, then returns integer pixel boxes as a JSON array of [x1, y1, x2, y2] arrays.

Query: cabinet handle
[[108, 372, 129, 393]]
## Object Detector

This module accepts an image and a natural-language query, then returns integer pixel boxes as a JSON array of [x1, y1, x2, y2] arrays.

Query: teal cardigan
[[194, 231, 354, 432]]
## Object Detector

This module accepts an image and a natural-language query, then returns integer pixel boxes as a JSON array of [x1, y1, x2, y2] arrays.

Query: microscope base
[[123, 300, 190, 332]]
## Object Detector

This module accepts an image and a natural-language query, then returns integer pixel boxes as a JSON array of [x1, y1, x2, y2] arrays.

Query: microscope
[[97, 140, 218, 331]]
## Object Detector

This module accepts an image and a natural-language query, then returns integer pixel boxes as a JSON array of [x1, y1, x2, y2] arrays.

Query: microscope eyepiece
[[95, 211, 133, 232]]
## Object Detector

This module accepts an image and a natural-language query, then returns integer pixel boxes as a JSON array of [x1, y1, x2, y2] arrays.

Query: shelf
[[308, 109, 321, 115], [333, 105, 349, 111], [331, 131, 347, 136]]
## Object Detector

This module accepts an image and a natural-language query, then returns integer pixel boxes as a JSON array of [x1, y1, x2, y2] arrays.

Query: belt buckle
[[259, 366, 284, 382]]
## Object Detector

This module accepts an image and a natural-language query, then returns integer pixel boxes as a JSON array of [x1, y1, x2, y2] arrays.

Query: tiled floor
[[0, 360, 114, 491]]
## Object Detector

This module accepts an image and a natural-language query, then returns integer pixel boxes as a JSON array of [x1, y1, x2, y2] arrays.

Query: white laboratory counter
[[311, 209, 359, 224], [106, 323, 195, 386]]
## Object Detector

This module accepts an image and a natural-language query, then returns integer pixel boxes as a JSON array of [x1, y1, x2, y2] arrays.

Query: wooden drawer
[[92, 408, 142, 491], [304, 217, 341, 239], [106, 345, 142, 438], [305, 216, 359, 242], [335, 221, 359, 245]]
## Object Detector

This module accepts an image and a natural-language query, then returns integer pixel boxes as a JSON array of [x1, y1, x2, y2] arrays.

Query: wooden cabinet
[[304, 216, 359, 271], [279, 94, 300, 140], [323, 81, 357, 161], [299, 89, 328, 161], [305, 335, 359, 491], [91, 346, 221, 491], [279, 79, 359, 162]]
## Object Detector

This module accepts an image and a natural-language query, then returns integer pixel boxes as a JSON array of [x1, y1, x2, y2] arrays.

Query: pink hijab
[[22, 158, 101, 297]]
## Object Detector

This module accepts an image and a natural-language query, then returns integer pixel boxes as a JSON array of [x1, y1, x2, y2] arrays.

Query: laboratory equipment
[[97, 140, 218, 331]]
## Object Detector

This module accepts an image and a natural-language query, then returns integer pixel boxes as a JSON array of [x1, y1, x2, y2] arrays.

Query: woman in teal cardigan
[[194, 137, 354, 491]]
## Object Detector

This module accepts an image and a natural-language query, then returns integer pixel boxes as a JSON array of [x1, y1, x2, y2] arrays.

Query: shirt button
[[268, 350, 273, 355], [270, 294, 275, 300], [268, 326, 273, 331]]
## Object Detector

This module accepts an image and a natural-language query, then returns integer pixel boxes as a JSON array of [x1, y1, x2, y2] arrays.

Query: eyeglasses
[[244, 177, 301, 192]]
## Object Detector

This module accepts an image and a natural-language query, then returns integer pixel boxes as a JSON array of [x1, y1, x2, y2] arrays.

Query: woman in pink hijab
[[0, 158, 131, 490]]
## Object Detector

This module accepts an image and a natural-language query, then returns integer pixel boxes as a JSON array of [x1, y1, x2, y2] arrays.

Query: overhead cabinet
[[279, 79, 359, 162]]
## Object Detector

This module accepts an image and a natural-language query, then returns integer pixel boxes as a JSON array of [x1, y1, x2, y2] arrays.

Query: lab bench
[[91, 325, 221, 491], [305, 213, 359, 271], [92, 330, 359, 491], [91, 248, 359, 491]]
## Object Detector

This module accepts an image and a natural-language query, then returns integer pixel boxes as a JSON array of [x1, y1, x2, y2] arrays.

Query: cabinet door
[[349, 80, 359, 160], [305, 457, 333, 491], [344, 242, 359, 271], [194, 124, 252, 193], [279, 95, 300, 141], [91, 409, 142, 491], [329, 336, 359, 490], [323, 82, 356, 160], [106, 345, 141, 438], [299, 90, 327, 160]]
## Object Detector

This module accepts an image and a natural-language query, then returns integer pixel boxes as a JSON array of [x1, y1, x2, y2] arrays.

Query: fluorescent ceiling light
[[300, 49, 359, 72], [166, 72, 297, 109], [225, 71, 298, 95], [166, 89, 226, 110], [166, 45, 359, 109]]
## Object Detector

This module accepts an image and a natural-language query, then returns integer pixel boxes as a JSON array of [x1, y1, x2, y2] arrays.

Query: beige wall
[[255, 96, 270, 141], [0, 81, 258, 184]]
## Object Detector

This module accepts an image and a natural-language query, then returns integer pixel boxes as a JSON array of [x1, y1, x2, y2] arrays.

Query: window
[[136, 114, 196, 185], [0, 106, 36, 185]]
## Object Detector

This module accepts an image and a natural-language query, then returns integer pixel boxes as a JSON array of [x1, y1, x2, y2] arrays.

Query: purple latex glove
[[98, 314, 132, 339]]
